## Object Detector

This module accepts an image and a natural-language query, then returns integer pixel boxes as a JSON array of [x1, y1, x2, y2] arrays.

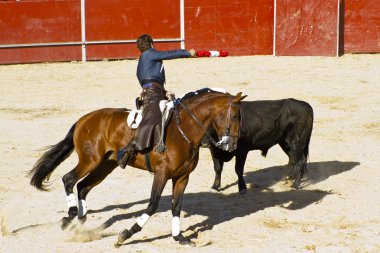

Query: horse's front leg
[[171, 174, 195, 246], [114, 169, 168, 247]]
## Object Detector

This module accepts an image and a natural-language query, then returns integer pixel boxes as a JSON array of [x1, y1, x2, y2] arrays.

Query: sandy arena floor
[[0, 54, 379, 252]]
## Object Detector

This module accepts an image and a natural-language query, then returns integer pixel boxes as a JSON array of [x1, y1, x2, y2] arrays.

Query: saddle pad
[[127, 100, 173, 129], [159, 100, 174, 121], [127, 109, 142, 129]]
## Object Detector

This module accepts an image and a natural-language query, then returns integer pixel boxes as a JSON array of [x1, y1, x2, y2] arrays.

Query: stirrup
[[118, 152, 130, 169], [117, 144, 136, 169]]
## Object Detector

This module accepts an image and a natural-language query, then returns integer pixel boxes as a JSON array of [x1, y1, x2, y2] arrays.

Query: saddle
[[127, 99, 174, 130], [127, 98, 175, 154]]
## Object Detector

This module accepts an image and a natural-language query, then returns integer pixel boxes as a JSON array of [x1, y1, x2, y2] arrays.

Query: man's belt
[[142, 82, 162, 89], [142, 83, 153, 89]]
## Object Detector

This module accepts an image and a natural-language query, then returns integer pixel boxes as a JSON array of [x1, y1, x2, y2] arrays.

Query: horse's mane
[[180, 87, 228, 102]]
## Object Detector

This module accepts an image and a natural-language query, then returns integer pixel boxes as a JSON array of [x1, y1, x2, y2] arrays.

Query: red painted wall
[[275, 0, 338, 56], [185, 0, 274, 55], [344, 0, 380, 53], [0, 46, 81, 64], [0, 0, 82, 64], [0, 0, 182, 64], [1, 0, 380, 64], [85, 0, 182, 60]]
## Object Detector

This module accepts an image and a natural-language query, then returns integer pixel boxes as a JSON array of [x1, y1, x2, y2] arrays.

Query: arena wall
[[185, 0, 274, 56], [275, 0, 339, 56], [0, 0, 379, 64], [344, 0, 380, 53], [0, 0, 82, 63]]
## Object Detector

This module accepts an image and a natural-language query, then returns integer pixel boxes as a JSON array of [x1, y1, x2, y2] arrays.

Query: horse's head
[[212, 92, 246, 152]]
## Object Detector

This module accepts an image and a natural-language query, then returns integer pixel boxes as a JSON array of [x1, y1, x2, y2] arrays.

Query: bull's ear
[[233, 92, 247, 103]]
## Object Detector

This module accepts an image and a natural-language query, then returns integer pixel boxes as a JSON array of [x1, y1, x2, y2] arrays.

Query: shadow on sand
[[88, 160, 359, 244], [13, 160, 358, 244]]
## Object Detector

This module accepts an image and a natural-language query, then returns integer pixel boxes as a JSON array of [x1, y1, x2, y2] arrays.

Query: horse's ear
[[233, 92, 247, 103]]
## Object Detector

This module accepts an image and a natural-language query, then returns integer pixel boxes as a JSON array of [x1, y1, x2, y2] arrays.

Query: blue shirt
[[136, 48, 191, 87]]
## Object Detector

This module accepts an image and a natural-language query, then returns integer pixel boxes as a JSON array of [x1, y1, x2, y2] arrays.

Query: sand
[[0, 54, 379, 253]]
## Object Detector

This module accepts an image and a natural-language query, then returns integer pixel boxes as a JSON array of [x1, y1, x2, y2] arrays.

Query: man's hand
[[166, 91, 175, 100], [188, 49, 196, 57]]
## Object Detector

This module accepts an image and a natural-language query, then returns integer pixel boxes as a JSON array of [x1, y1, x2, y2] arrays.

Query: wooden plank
[[344, 0, 380, 53], [185, 0, 274, 55], [0, 0, 81, 64], [276, 0, 338, 56]]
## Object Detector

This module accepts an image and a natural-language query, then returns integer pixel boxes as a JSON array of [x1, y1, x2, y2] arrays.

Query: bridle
[[175, 95, 238, 150]]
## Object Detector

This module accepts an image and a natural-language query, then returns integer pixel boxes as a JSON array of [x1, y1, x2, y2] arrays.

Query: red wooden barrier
[[344, 0, 380, 53], [85, 0, 182, 60], [0, 0, 81, 64], [0, 0, 379, 64], [185, 0, 274, 55], [275, 0, 338, 56]]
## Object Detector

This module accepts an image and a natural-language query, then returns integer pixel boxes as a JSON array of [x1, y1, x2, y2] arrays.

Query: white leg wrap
[[78, 199, 87, 217], [172, 216, 181, 236], [66, 193, 77, 208], [136, 213, 150, 228]]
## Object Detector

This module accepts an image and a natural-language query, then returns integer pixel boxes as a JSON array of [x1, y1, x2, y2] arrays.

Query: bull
[[202, 98, 314, 193]]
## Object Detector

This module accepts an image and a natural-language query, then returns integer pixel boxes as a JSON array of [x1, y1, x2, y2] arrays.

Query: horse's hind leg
[[61, 161, 98, 230], [76, 159, 118, 224]]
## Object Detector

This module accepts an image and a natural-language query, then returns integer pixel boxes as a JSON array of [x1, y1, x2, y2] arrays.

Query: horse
[[29, 89, 246, 247], [201, 98, 314, 193]]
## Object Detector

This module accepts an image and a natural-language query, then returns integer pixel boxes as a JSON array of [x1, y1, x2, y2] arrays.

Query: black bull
[[202, 98, 314, 192]]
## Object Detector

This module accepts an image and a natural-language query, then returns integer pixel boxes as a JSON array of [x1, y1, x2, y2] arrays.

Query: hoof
[[238, 185, 247, 193], [114, 229, 133, 247], [290, 178, 301, 189], [286, 175, 293, 180], [114, 241, 122, 248], [290, 182, 300, 189], [210, 186, 221, 192], [61, 217, 73, 230], [239, 189, 248, 195], [179, 240, 196, 247], [78, 215, 87, 224], [173, 233, 196, 247]]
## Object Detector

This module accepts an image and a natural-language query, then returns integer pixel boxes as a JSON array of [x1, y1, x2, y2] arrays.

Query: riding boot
[[117, 143, 136, 169]]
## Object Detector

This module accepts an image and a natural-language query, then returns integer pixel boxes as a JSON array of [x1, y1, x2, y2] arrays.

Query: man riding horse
[[117, 34, 196, 168]]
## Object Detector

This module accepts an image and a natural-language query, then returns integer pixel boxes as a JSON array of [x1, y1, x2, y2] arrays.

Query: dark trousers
[[133, 83, 167, 151]]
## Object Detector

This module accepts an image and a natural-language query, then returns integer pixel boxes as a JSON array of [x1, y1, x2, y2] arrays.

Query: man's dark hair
[[137, 34, 153, 53]]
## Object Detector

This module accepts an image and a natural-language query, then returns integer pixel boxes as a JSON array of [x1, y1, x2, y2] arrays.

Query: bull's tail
[[303, 104, 314, 161], [29, 123, 76, 191]]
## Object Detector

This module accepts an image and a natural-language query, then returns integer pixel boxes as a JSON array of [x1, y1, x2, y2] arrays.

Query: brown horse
[[29, 89, 246, 247]]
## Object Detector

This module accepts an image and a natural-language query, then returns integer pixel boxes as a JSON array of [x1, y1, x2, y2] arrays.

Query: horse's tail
[[29, 123, 76, 191]]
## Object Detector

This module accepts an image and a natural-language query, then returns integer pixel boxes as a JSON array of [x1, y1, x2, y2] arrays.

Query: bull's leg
[[76, 160, 118, 224], [280, 141, 306, 189], [171, 174, 195, 246], [287, 155, 306, 189], [280, 135, 307, 189], [114, 169, 168, 247], [235, 151, 248, 193], [211, 158, 224, 191]]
